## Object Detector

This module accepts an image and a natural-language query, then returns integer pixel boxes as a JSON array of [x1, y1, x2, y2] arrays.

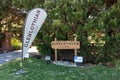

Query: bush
[[96, 35, 120, 64], [11, 38, 22, 50], [37, 43, 52, 56], [36, 0, 120, 64]]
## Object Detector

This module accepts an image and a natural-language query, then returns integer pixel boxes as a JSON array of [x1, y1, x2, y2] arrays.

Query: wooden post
[[55, 49, 57, 61], [2, 32, 11, 52], [54, 38, 57, 61], [74, 37, 77, 56]]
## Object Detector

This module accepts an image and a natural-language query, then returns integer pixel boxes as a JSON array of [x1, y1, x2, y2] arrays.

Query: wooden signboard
[[51, 41, 80, 49], [51, 37, 80, 61]]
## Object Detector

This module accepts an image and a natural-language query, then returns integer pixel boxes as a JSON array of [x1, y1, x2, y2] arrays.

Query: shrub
[[36, 0, 120, 64], [11, 38, 22, 50]]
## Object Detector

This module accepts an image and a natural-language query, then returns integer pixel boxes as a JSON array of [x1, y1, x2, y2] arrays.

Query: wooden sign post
[[51, 37, 80, 61], [54, 38, 57, 61]]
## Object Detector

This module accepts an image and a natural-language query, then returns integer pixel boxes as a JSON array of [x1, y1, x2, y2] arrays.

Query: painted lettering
[[24, 9, 40, 47]]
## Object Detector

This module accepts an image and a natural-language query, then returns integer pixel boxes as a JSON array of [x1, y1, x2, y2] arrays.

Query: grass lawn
[[0, 58, 120, 80]]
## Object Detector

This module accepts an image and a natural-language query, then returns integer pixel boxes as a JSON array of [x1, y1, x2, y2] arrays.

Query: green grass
[[0, 58, 120, 80]]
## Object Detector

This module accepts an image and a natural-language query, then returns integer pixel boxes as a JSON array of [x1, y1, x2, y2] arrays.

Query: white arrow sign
[[22, 8, 47, 58]]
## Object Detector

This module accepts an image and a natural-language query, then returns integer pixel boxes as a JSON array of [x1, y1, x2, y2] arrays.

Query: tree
[[0, 0, 25, 39]]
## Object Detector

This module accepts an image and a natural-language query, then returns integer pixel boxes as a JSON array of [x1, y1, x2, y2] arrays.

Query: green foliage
[[36, 0, 120, 64], [37, 43, 52, 56], [94, 2, 120, 64], [37, 0, 96, 56], [0, 0, 11, 18], [12, 0, 44, 10], [11, 38, 22, 50], [42, 0, 105, 59]]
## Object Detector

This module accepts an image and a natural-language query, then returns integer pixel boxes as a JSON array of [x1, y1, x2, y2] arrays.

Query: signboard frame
[[51, 37, 80, 61]]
